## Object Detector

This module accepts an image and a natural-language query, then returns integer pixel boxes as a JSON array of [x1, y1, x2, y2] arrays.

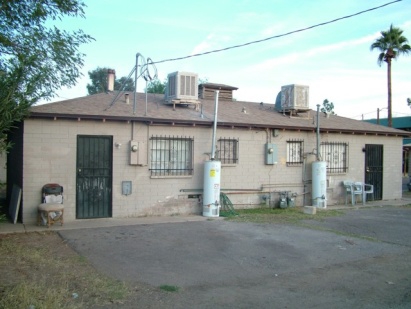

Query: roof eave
[[28, 112, 410, 137]]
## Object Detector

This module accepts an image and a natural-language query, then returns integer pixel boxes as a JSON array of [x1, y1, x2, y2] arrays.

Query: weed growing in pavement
[[159, 285, 180, 292]]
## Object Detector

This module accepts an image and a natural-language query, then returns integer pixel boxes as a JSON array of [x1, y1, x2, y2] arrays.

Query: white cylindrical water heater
[[203, 160, 221, 217], [312, 161, 327, 208]]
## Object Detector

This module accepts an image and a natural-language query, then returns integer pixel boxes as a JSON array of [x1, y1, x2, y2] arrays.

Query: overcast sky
[[50, 0, 411, 120]]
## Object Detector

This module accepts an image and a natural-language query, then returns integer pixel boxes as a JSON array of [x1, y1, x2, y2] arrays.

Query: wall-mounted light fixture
[[115, 142, 122, 149]]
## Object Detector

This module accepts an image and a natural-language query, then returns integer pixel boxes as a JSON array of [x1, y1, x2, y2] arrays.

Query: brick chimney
[[107, 69, 115, 92]]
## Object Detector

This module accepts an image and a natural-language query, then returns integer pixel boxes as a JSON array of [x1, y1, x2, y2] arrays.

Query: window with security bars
[[150, 136, 193, 176], [217, 138, 239, 164], [320, 142, 348, 173], [286, 140, 304, 165]]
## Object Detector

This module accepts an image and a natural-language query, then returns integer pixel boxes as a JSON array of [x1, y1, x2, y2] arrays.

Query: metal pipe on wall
[[133, 53, 143, 114], [316, 104, 320, 160], [210, 90, 220, 160]]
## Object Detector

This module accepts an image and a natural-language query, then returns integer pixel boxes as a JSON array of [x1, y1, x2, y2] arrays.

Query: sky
[[49, 0, 411, 120]]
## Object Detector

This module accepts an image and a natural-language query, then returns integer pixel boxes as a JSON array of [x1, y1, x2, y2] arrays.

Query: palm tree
[[370, 24, 410, 127]]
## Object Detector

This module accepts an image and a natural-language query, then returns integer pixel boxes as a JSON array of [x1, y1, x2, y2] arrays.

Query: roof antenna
[[106, 53, 157, 113], [141, 57, 158, 116]]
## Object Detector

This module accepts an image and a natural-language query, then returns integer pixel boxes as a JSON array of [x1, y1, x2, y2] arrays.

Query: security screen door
[[364, 144, 383, 200], [76, 135, 113, 218]]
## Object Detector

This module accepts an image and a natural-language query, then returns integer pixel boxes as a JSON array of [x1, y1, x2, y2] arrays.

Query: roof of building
[[364, 116, 411, 130], [199, 83, 239, 90], [29, 92, 411, 137]]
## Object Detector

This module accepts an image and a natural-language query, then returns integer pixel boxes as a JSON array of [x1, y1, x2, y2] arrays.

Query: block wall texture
[[21, 118, 403, 223]]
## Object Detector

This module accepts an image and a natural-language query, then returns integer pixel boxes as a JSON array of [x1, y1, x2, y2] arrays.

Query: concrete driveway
[[59, 206, 411, 309]]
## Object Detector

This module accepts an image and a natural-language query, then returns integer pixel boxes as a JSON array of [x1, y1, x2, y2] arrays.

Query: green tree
[[407, 98, 411, 108], [199, 77, 209, 84], [86, 67, 134, 95], [0, 0, 93, 153], [320, 99, 335, 116], [370, 24, 411, 127], [146, 79, 166, 94], [115, 76, 135, 92]]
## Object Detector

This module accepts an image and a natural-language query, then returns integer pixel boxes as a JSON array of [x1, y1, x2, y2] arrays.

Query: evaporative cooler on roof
[[280, 84, 309, 112], [166, 71, 198, 102]]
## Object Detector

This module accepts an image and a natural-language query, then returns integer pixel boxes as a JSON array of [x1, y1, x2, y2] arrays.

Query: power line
[[352, 108, 410, 120], [153, 0, 402, 65]]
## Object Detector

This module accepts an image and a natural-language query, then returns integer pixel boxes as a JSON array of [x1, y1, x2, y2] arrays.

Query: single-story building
[[6, 72, 410, 224], [364, 116, 411, 175]]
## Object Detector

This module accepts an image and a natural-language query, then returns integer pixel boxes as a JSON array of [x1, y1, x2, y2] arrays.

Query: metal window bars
[[217, 138, 239, 164], [149, 136, 194, 176], [320, 142, 348, 173], [286, 139, 304, 165]]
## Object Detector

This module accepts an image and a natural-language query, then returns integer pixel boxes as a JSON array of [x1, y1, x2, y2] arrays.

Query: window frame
[[286, 139, 304, 166], [217, 138, 239, 165], [320, 142, 348, 174], [149, 135, 194, 177]]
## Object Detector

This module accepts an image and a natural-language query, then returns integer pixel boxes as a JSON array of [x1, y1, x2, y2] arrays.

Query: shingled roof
[[30, 92, 410, 137]]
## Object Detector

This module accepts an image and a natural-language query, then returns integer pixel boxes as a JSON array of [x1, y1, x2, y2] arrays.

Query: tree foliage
[[0, 0, 93, 152], [370, 24, 411, 66], [116, 76, 135, 92], [86, 67, 134, 95], [146, 79, 166, 94], [370, 24, 410, 127], [320, 99, 335, 115]]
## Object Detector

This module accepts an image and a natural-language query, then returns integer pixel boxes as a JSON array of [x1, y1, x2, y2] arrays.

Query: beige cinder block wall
[[21, 118, 403, 223]]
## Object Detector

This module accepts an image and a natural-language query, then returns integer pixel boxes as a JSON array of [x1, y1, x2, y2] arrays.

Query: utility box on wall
[[265, 143, 278, 165], [122, 181, 132, 195], [129, 140, 147, 166]]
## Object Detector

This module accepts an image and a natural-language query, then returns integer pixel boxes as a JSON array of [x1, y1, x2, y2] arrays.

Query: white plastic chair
[[343, 181, 353, 205], [363, 184, 374, 202], [353, 182, 364, 205], [343, 181, 364, 205]]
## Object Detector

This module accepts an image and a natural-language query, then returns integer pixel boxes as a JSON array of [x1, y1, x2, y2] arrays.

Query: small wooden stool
[[38, 203, 64, 227]]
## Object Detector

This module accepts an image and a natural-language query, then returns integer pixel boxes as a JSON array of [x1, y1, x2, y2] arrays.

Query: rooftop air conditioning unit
[[280, 84, 309, 111], [166, 71, 198, 102]]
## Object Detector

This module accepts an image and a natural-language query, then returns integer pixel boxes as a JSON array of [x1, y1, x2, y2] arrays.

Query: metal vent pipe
[[211, 90, 219, 160], [316, 104, 320, 161]]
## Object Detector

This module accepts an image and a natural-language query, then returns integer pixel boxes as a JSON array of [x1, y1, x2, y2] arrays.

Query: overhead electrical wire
[[153, 0, 402, 65], [109, 0, 402, 109], [352, 109, 410, 120]]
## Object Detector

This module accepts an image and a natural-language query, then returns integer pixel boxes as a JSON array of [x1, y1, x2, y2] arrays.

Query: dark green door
[[364, 144, 383, 200], [76, 135, 113, 219]]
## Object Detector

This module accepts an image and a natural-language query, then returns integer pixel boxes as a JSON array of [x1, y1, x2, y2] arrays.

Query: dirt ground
[[1, 206, 411, 309], [0, 231, 173, 309]]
